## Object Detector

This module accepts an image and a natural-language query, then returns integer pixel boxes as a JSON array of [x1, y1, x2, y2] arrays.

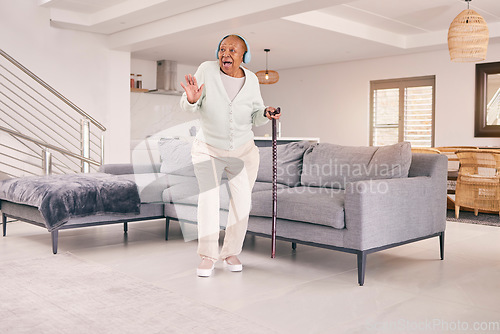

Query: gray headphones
[[215, 34, 251, 63]]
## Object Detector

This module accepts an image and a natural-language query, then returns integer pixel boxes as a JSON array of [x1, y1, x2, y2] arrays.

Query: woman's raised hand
[[180, 74, 204, 104]]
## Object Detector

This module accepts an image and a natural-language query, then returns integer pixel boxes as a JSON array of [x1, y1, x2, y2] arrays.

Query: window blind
[[370, 76, 435, 147]]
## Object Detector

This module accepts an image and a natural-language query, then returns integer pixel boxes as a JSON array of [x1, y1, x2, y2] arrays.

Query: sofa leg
[[292, 242, 297, 250], [165, 218, 170, 240], [357, 252, 366, 286], [51, 230, 58, 254], [439, 232, 445, 260], [2, 213, 6, 237], [123, 222, 128, 234]]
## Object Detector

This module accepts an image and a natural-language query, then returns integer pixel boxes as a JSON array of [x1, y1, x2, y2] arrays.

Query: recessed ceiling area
[[40, 0, 500, 72], [39, 0, 128, 14]]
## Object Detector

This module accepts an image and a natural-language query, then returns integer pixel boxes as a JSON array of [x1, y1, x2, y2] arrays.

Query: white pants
[[191, 139, 260, 261]]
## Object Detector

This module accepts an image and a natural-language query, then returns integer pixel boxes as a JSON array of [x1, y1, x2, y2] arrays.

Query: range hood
[[148, 60, 183, 96]]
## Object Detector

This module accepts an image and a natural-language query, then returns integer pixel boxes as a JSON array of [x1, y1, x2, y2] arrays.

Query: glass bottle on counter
[[136, 74, 142, 89], [130, 74, 135, 89]]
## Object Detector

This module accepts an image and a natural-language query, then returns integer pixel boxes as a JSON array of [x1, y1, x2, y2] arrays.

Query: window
[[370, 76, 435, 147]]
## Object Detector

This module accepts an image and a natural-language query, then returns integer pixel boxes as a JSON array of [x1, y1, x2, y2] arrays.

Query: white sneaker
[[197, 258, 215, 277], [224, 256, 243, 272]]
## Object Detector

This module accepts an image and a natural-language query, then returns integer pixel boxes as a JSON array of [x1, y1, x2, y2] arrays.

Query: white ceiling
[[40, 0, 500, 72]]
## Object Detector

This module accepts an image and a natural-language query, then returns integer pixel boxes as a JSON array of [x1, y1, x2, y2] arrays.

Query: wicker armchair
[[436, 146, 479, 195], [454, 149, 500, 218]]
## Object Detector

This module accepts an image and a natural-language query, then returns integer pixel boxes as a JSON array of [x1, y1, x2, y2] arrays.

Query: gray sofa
[[101, 139, 448, 286]]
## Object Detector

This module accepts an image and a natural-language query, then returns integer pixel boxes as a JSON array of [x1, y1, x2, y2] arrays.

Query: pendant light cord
[[264, 48, 270, 73]]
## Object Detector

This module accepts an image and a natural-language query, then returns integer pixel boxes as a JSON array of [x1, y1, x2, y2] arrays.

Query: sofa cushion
[[252, 181, 289, 193], [257, 141, 310, 187], [162, 179, 231, 210], [162, 180, 288, 210], [119, 173, 194, 203], [301, 142, 411, 189], [250, 186, 345, 229], [158, 138, 195, 176]]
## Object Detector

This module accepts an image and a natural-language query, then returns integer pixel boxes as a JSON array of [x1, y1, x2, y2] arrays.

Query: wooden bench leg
[[165, 218, 170, 240], [2, 213, 6, 237], [51, 230, 58, 254], [357, 251, 367, 286], [440, 231, 445, 260]]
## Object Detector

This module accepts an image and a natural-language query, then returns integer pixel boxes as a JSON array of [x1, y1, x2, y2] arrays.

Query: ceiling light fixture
[[256, 49, 279, 84], [447, 0, 489, 62]]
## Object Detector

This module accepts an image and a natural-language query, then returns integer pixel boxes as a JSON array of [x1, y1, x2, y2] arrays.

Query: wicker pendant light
[[256, 49, 279, 84], [448, 0, 489, 62]]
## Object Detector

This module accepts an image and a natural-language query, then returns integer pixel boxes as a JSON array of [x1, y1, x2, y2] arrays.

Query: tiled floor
[[2, 219, 500, 333]]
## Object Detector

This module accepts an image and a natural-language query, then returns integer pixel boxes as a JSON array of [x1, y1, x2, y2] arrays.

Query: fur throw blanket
[[0, 173, 140, 231]]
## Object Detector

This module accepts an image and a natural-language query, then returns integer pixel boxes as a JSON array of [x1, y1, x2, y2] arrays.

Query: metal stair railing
[[0, 125, 100, 176], [0, 49, 105, 176]]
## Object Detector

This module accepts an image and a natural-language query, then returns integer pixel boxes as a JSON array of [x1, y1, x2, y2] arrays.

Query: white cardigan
[[180, 61, 269, 150]]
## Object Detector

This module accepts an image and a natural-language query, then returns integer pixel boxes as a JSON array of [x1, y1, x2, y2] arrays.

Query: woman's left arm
[[251, 105, 269, 127], [252, 105, 281, 126], [250, 73, 281, 126]]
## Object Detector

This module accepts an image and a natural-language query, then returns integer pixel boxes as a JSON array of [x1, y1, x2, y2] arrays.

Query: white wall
[[259, 44, 500, 147], [1, 0, 131, 163]]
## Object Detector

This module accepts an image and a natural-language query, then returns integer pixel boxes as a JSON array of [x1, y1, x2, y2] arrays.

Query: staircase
[[0, 49, 105, 178]]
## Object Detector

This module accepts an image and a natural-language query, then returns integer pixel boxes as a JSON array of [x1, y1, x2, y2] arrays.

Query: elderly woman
[[180, 34, 281, 277]]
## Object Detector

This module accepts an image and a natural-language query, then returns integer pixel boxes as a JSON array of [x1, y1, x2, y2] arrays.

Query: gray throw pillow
[[158, 138, 195, 176], [301, 142, 411, 189], [370, 141, 412, 179], [257, 141, 310, 186]]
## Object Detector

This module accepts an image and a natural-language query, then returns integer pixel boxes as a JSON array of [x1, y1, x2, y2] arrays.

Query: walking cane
[[270, 107, 281, 258]]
